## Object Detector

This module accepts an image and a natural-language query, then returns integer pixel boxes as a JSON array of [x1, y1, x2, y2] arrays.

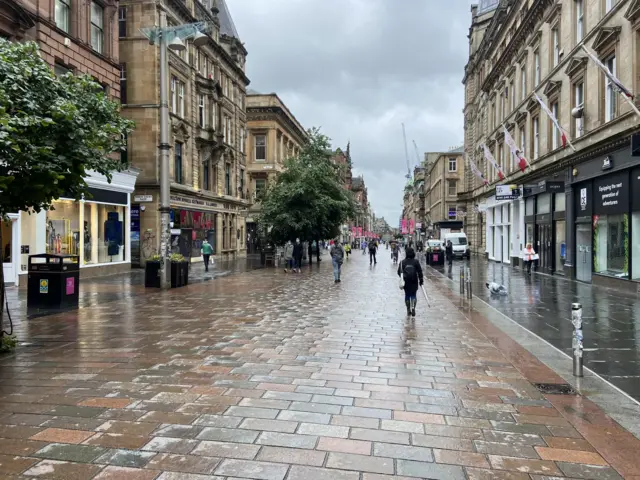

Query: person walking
[[368, 240, 378, 265], [293, 238, 303, 273], [445, 240, 453, 266], [398, 247, 424, 317], [201, 239, 214, 272], [344, 242, 351, 260], [283, 240, 294, 273], [523, 243, 537, 274], [330, 240, 345, 283]]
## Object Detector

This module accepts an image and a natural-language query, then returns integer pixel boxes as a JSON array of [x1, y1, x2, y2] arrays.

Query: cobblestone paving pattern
[[0, 251, 638, 478]]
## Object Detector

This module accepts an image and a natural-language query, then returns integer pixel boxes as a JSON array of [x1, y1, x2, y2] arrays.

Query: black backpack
[[369, 243, 376, 253], [402, 260, 418, 282]]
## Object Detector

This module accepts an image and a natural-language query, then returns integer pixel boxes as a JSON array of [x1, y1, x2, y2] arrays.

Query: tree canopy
[[0, 40, 134, 217], [257, 128, 356, 245]]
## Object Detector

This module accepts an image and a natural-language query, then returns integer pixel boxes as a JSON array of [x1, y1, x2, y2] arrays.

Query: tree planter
[[170, 261, 189, 288], [145, 261, 161, 288]]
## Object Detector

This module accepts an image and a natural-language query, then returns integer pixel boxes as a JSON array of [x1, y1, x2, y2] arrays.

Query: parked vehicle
[[443, 232, 470, 259]]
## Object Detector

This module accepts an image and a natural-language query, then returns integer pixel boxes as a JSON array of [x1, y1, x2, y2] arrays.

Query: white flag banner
[[480, 143, 505, 181], [534, 93, 576, 152], [581, 44, 640, 118], [502, 125, 529, 172], [467, 155, 488, 185]]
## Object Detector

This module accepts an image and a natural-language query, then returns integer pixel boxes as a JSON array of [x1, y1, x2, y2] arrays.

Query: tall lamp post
[[142, 15, 210, 288]]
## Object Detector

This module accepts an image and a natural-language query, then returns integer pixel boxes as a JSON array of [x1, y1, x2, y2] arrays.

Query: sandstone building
[[244, 92, 307, 253], [120, 0, 249, 263], [463, 0, 640, 291]]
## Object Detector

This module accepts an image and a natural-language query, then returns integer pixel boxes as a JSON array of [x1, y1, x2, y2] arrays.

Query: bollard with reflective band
[[459, 268, 465, 294], [467, 268, 472, 299], [572, 302, 583, 377]]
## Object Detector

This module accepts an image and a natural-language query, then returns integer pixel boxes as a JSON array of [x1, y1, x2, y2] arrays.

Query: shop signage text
[[593, 171, 629, 215], [495, 184, 521, 200], [134, 195, 153, 202], [170, 195, 218, 208]]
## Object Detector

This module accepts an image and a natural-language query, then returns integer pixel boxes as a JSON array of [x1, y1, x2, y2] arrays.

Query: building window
[[225, 163, 231, 195], [448, 206, 457, 220], [222, 74, 228, 96], [255, 134, 266, 161], [54, 63, 71, 77], [594, 214, 627, 277], [223, 116, 228, 143], [448, 180, 457, 196], [605, 0, 617, 13], [551, 101, 560, 149], [226, 117, 232, 145], [90, 2, 104, 54], [170, 77, 176, 113], [605, 55, 616, 122], [520, 63, 527, 101], [118, 7, 126, 38], [203, 160, 210, 190], [178, 82, 185, 117], [119, 64, 127, 104], [255, 178, 267, 199], [574, 81, 584, 137], [532, 116, 539, 159], [519, 127, 526, 159], [552, 28, 560, 67], [576, 0, 584, 42], [55, 0, 71, 33], [510, 80, 515, 111], [448, 157, 457, 172], [239, 127, 245, 154], [174, 142, 183, 184], [198, 94, 206, 128], [534, 50, 541, 86]]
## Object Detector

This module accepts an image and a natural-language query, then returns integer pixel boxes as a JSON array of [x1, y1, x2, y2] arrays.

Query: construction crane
[[412, 140, 421, 167], [402, 123, 411, 180]]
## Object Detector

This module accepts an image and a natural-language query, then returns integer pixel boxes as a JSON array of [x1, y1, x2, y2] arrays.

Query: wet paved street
[[429, 258, 640, 402], [0, 252, 639, 478]]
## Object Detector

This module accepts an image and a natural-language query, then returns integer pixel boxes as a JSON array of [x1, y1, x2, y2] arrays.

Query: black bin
[[27, 254, 80, 309]]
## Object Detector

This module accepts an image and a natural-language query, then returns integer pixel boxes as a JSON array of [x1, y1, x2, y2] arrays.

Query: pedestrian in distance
[[523, 243, 537, 274], [201, 239, 214, 272], [330, 240, 345, 283], [398, 247, 424, 317], [283, 240, 294, 273], [445, 240, 453, 266], [368, 240, 377, 265], [344, 242, 351, 260], [292, 238, 303, 273]]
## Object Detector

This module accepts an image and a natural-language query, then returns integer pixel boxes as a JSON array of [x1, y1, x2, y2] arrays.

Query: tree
[[0, 40, 134, 333], [257, 128, 356, 247]]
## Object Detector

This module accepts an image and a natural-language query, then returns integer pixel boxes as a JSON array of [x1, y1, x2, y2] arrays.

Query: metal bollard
[[459, 268, 465, 295], [466, 268, 472, 299], [571, 303, 583, 377]]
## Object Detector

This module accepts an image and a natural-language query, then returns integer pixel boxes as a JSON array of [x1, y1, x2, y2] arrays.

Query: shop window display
[[632, 212, 640, 280], [1, 220, 12, 263], [46, 200, 80, 255], [593, 214, 628, 278], [98, 205, 125, 263]]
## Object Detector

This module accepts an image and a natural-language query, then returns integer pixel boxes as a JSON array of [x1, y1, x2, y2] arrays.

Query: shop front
[[522, 180, 565, 275], [485, 185, 524, 265], [568, 145, 639, 290], [15, 169, 138, 286], [169, 208, 216, 260], [1, 213, 20, 285]]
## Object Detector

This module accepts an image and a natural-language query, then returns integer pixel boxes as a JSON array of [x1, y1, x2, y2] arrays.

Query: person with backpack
[[330, 239, 345, 283], [201, 239, 214, 272], [368, 240, 377, 265], [398, 247, 424, 317]]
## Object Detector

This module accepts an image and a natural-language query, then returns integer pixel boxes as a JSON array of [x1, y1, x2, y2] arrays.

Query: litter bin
[[27, 254, 80, 309]]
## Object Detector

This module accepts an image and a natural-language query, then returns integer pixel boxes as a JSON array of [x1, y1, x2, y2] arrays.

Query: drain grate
[[533, 383, 577, 395]]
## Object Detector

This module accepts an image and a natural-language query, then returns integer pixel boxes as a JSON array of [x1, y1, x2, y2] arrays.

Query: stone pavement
[[0, 251, 639, 478], [429, 257, 640, 402]]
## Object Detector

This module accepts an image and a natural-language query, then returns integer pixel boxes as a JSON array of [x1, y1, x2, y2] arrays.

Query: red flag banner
[[401, 219, 408, 234]]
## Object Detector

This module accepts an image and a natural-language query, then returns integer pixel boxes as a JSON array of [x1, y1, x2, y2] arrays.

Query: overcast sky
[[228, 0, 473, 225]]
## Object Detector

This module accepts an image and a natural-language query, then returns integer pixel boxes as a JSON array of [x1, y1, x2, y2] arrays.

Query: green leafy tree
[[257, 128, 356, 247], [0, 40, 134, 331]]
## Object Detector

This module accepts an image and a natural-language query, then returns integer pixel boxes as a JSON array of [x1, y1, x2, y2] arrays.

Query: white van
[[444, 232, 469, 259]]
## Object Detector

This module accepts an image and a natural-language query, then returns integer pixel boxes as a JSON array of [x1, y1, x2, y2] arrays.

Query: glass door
[[576, 224, 592, 283]]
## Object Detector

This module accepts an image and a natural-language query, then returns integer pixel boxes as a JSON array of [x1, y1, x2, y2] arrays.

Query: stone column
[[564, 167, 575, 279], [216, 212, 223, 258]]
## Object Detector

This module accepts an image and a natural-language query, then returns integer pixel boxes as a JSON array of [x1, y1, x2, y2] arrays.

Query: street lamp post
[[142, 15, 210, 288]]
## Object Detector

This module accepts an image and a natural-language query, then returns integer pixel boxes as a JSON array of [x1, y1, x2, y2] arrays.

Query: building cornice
[[247, 106, 307, 145]]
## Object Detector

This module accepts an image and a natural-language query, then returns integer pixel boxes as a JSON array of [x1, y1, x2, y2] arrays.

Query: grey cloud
[[229, 0, 471, 222]]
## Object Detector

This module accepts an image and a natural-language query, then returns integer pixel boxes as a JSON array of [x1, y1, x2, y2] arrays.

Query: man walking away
[[283, 240, 294, 273], [201, 239, 214, 272], [398, 247, 424, 317], [445, 240, 453, 266], [369, 240, 377, 265], [293, 238, 303, 273], [330, 240, 345, 283]]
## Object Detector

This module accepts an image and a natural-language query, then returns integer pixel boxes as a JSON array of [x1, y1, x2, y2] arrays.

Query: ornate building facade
[[244, 92, 307, 252], [463, 0, 640, 291], [120, 0, 250, 263]]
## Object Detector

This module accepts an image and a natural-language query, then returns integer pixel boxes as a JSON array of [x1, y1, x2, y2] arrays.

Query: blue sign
[[131, 204, 141, 266]]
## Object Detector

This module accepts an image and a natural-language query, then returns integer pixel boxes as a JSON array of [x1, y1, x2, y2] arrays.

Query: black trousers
[[369, 252, 377, 264], [203, 254, 210, 271]]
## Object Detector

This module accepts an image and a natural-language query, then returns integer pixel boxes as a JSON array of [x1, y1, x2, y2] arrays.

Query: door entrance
[[1, 218, 16, 284], [576, 224, 592, 283], [536, 224, 553, 271]]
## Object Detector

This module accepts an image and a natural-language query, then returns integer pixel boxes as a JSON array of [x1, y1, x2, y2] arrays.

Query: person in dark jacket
[[445, 240, 453, 266], [397, 247, 424, 317], [368, 240, 377, 265], [292, 238, 303, 273]]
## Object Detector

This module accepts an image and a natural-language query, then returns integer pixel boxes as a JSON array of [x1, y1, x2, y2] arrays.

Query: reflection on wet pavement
[[429, 257, 640, 402], [0, 252, 638, 478]]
